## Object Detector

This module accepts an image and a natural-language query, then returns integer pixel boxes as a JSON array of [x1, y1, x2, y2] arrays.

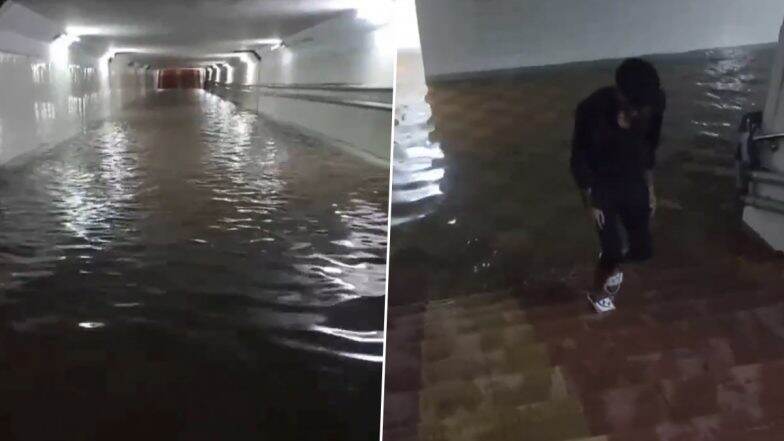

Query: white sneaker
[[588, 292, 616, 313], [604, 271, 624, 297]]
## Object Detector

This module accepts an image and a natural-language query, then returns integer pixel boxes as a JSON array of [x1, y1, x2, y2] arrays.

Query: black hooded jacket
[[570, 86, 666, 191]]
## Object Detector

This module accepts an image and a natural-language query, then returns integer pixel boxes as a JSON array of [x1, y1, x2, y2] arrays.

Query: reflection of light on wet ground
[[393, 166, 445, 186], [389, 43, 776, 294], [311, 324, 384, 343], [391, 96, 446, 226], [194, 92, 387, 317], [34, 101, 56, 122], [41, 122, 144, 253], [273, 336, 384, 363], [0, 90, 387, 437], [392, 182, 443, 204]]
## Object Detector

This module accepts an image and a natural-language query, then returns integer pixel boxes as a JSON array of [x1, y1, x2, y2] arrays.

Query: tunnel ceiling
[[17, 0, 361, 67]]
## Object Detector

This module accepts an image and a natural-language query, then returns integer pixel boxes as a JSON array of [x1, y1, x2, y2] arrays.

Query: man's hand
[[649, 187, 657, 219], [590, 207, 605, 229], [581, 187, 604, 229], [645, 171, 656, 220], [617, 111, 631, 130]]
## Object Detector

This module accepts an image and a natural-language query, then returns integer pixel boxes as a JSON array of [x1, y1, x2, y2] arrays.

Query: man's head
[[615, 58, 661, 110]]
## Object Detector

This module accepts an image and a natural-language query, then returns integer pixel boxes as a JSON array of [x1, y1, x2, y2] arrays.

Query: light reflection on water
[[391, 98, 445, 226], [0, 89, 387, 438], [1, 89, 387, 351]]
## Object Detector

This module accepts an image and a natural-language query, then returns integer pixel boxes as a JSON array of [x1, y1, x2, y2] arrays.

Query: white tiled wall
[[256, 13, 394, 88], [744, 18, 784, 251], [0, 48, 154, 166], [209, 12, 395, 165], [416, 0, 784, 77], [0, 50, 108, 165], [0, 1, 155, 166]]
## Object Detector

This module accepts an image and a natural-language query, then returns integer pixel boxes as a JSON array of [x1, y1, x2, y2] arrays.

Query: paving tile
[[384, 390, 421, 429], [659, 374, 720, 419], [581, 384, 672, 434]]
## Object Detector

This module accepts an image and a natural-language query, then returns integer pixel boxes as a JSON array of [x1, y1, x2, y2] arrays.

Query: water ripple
[[0, 90, 388, 363]]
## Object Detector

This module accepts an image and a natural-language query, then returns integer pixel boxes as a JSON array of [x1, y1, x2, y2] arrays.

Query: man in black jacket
[[570, 58, 666, 313]]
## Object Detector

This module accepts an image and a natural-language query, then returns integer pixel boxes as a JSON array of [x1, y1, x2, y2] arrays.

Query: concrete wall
[[744, 18, 784, 251], [416, 0, 784, 78], [0, 2, 152, 166], [257, 13, 394, 87], [0, 49, 102, 165], [0, 0, 60, 60], [207, 11, 394, 165], [109, 53, 157, 107]]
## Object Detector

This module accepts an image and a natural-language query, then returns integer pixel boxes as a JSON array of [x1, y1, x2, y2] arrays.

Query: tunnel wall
[[206, 12, 394, 166], [109, 54, 157, 110], [0, 2, 152, 166], [257, 14, 393, 86], [744, 18, 784, 251], [0, 1, 60, 60], [0, 49, 103, 165], [415, 0, 784, 79]]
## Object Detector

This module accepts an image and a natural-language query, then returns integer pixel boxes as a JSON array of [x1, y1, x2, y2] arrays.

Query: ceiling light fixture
[[50, 32, 80, 66], [356, 1, 392, 26], [64, 25, 104, 37], [251, 38, 282, 46], [51, 33, 80, 46]]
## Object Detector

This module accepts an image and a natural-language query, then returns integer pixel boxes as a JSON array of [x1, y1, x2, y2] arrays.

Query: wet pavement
[[0, 89, 388, 440], [390, 43, 778, 302], [385, 44, 784, 441]]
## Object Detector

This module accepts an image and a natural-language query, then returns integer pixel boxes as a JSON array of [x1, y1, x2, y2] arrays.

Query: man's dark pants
[[593, 179, 653, 289]]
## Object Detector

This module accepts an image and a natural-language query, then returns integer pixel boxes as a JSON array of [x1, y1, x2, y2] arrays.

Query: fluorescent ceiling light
[[65, 24, 143, 37], [52, 33, 80, 46], [50, 33, 80, 66], [245, 38, 282, 46], [206, 52, 249, 60], [65, 25, 104, 36], [356, 1, 392, 26]]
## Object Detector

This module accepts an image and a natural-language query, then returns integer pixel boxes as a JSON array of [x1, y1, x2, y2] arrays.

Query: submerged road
[[0, 89, 388, 440]]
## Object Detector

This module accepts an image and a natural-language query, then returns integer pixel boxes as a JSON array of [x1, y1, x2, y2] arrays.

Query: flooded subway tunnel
[[0, 1, 393, 439], [0, 89, 388, 439]]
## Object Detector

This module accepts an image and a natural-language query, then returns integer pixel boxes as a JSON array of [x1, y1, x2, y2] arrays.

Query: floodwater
[[0, 90, 388, 440], [390, 44, 776, 305]]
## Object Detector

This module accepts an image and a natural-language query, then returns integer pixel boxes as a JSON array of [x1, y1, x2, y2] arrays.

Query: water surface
[[0, 89, 388, 440], [389, 44, 776, 303]]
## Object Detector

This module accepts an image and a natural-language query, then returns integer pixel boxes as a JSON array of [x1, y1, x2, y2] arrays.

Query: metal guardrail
[[743, 195, 784, 216], [252, 83, 392, 93], [748, 170, 784, 187], [254, 91, 393, 111], [753, 132, 784, 148], [737, 111, 784, 216], [205, 81, 393, 111]]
